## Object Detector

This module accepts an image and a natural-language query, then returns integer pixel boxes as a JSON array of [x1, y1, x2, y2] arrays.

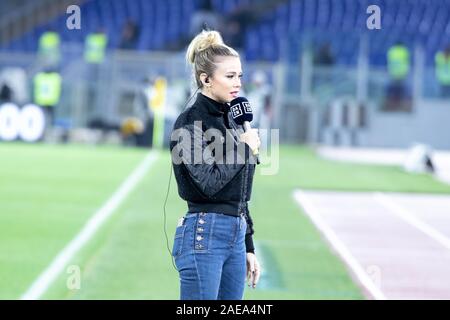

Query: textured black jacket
[[170, 93, 256, 253]]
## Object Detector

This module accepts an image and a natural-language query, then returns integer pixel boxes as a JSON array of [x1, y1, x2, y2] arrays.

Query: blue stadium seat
[[3, 0, 450, 64]]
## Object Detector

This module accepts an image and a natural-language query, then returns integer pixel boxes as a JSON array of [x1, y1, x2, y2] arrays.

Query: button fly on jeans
[[194, 214, 211, 252]]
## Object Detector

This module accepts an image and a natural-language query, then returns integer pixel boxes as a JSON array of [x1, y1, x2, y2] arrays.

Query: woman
[[169, 30, 261, 300]]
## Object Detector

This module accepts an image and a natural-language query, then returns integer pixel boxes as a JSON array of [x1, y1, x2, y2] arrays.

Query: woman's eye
[[227, 75, 233, 78]]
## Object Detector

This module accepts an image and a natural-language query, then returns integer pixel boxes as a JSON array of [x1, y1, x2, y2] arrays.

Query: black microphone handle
[[242, 122, 260, 165]]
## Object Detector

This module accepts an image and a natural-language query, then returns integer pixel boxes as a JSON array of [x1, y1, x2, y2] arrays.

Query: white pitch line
[[21, 151, 159, 300], [374, 192, 450, 251], [293, 190, 386, 300]]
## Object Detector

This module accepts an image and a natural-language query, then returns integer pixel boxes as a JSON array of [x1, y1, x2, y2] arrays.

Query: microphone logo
[[243, 101, 252, 113], [230, 101, 252, 120], [230, 104, 243, 119]]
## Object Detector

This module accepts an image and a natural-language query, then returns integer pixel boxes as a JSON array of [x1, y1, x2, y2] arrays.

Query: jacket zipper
[[241, 162, 249, 215], [227, 112, 248, 215]]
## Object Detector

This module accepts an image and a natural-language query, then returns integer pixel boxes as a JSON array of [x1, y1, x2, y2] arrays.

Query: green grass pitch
[[1, 142, 449, 299]]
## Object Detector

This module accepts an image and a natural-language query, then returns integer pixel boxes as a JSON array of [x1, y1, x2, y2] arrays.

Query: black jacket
[[170, 93, 256, 253]]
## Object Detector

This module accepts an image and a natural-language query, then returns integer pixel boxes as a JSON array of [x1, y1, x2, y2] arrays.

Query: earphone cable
[[163, 87, 200, 272]]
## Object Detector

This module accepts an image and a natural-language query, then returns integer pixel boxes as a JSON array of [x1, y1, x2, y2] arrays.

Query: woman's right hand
[[246, 252, 261, 288], [240, 129, 261, 155]]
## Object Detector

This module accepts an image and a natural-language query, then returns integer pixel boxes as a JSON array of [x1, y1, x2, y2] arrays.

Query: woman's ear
[[200, 73, 210, 87]]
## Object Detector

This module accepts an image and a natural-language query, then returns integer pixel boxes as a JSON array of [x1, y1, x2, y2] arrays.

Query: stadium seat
[[2, 0, 450, 65]]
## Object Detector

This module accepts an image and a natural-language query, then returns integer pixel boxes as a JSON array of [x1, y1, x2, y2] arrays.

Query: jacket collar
[[196, 92, 228, 116]]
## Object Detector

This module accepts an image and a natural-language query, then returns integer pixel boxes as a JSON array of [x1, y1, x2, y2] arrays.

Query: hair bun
[[186, 30, 224, 65], [196, 30, 223, 51]]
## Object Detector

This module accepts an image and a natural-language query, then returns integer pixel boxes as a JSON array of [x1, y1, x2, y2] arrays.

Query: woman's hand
[[246, 252, 261, 289], [240, 129, 261, 155]]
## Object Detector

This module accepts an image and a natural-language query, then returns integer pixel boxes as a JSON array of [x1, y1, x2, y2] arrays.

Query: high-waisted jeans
[[172, 211, 247, 300]]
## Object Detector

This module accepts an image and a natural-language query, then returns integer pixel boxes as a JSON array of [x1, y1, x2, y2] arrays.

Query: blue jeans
[[172, 212, 247, 300]]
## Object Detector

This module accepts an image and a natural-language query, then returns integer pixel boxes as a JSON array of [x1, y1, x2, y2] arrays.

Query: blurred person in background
[[0, 82, 12, 103], [84, 28, 108, 122], [170, 30, 261, 300], [84, 28, 108, 65], [119, 20, 140, 50], [387, 42, 410, 81], [312, 42, 335, 94], [222, 5, 257, 51], [33, 68, 62, 127], [313, 42, 335, 66], [0, 67, 28, 105], [435, 45, 450, 98], [246, 70, 273, 149], [132, 76, 156, 147], [189, 0, 223, 38], [384, 41, 412, 111], [248, 70, 272, 129], [38, 28, 61, 67], [120, 117, 144, 146], [168, 0, 222, 50], [222, 0, 283, 51]]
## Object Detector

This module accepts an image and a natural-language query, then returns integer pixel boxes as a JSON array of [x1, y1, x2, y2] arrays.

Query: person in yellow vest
[[384, 42, 411, 111], [33, 69, 62, 126], [83, 30, 108, 124], [387, 42, 410, 80], [84, 30, 108, 64], [38, 29, 61, 66], [435, 45, 450, 98]]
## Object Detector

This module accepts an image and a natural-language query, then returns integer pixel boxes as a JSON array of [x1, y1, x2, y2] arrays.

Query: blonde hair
[[186, 30, 239, 88]]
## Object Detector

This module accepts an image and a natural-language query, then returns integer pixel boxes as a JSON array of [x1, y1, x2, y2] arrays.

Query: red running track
[[294, 190, 450, 300]]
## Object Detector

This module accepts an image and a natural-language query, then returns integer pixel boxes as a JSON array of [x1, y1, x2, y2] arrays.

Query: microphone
[[229, 97, 260, 165]]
